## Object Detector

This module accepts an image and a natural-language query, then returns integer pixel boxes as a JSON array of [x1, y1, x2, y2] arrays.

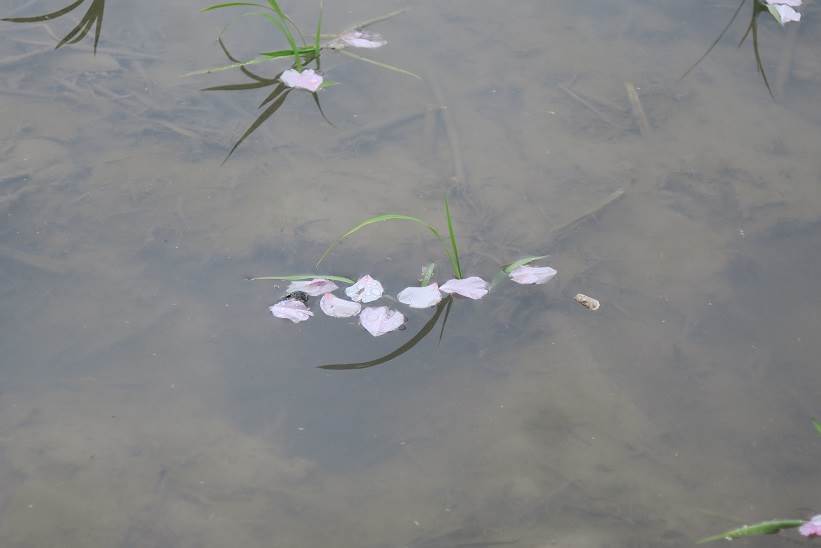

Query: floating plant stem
[[335, 49, 421, 79], [698, 519, 804, 543], [443, 197, 463, 278], [248, 274, 355, 284]]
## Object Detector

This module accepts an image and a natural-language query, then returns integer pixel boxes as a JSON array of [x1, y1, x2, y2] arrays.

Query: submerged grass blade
[[319, 296, 450, 370], [2, 0, 85, 22], [681, 0, 747, 80], [336, 49, 421, 79], [315, 214, 458, 275], [202, 2, 270, 12], [314, 0, 323, 56], [698, 520, 804, 543], [223, 87, 291, 162], [438, 296, 453, 343], [249, 274, 355, 284], [345, 8, 408, 32], [91, 0, 104, 53], [443, 197, 462, 278]]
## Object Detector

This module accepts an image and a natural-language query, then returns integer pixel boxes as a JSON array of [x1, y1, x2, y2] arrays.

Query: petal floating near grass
[[440, 276, 489, 300], [345, 275, 384, 303], [509, 265, 557, 285], [280, 68, 324, 92], [319, 293, 362, 318], [269, 299, 313, 323], [800, 515, 821, 537], [332, 30, 387, 49], [359, 306, 405, 336], [764, 0, 801, 24], [286, 278, 339, 296], [397, 283, 442, 309]]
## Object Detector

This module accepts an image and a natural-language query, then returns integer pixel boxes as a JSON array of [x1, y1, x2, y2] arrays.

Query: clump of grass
[[2, 0, 106, 53]]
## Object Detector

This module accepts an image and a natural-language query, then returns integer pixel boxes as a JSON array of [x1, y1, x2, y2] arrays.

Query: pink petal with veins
[[439, 277, 489, 300], [359, 306, 405, 336], [286, 278, 339, 296], [345, 275, 384, 303], [397, 283, 442, 308], [509, 265, 558, 285], [269, 299, 313, 323], [320, 293, 362, 318], [339, 30, 387, 48], [280, 68, 324, 92]]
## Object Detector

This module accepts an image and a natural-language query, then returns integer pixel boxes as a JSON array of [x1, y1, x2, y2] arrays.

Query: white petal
[[345, 275, 384, 303], [341, 30, 387, 49], [397, 283, 443, 308], [319, 293, 362, 318], [359, 306, 405, 336], [509, 265, 558, 285], [269, 299, 313, 323], [770, 4, 801, 24], [280, 68, 324, 92], [439, 276, 489, 300], [286, 278, 339, 297]]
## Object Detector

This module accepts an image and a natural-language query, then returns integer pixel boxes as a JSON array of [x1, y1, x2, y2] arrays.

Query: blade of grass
[[443, 197, 462, 278], [419, 263, 436, 285], [311, 92, 335, 127], [202, 2, 271, 12], [344, 8, 408, 32], [223, 87, 291, 162], [336, 49, 421, 80], [315, 214, 458, 276], [248, 274, 355, 284], [314, 0, 323, 56], [2, 0, 84, 22], [698, 520, 804, 543], [90, 0, 104, 53], [319, 296, 449, 370], [250, 11, 302, 70], [812, 418, 821, 435], [490, 256, 549, 290], [438, 295, 453, 343], [681, 0, 747, 80]]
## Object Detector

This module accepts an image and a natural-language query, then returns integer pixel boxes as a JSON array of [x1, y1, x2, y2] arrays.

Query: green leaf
[[502, 255, 548, 274], [698, 520, 804, 543], [419, 263, 436, 286], [443, 197, 462, 278], [812, 418, 821, 436], [248, 274, 355, 284], [315, 214, 458, 275], [314, 0, 323, 55], [201, 2, 270, 12], [2, 0, 85, 23], [252, 11, 301, 70]]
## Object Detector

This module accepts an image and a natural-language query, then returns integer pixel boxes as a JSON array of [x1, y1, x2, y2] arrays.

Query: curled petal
[[359, 306, 405, 336], [767, 3, 801, 24], [509, 265, 557, 285], [397, 283, 442, 308], [320, 293, 362, 318], [800, 515, 821, 538], [440, 276, 489, 300], [269, 299, 313, 323], [345, 275, 384, 303], [286, 278, 339, 297], [280, 68, 324, 92]]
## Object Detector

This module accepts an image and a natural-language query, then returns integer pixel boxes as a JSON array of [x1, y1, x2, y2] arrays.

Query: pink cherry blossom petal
[[286, 278, 339, 297], [339, 30, 387, 48], [359, 306, 405, 337], [269, 299, 313, 323], [319, 293, 362, 318], [345, 275, 384, 303], [280, 68, 324, 92], [509, 265, 558, 285], [397, 283, 442, 308], [439, 276, 489, 300], [799, 515, 821, 537]]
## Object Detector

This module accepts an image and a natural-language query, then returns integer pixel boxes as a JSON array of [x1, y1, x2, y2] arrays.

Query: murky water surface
[[1, 1, 820, 546]]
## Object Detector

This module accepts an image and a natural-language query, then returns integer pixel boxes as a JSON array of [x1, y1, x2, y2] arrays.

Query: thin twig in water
[[624, 82, 651, 138], [550, 188, 626, 244], [558, 83, 625, 128]]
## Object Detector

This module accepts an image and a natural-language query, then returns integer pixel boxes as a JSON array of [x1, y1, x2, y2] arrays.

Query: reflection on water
[[1, 0, 820, 547]]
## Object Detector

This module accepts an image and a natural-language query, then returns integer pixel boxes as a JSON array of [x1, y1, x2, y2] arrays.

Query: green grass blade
[[813, 418, 821, 436], [419, 263, 435, 285], [91, 0, 104, 54], [698, 520, 804, 543], [335, 49, 421, 79], [248, 274, 355, 284], [680, 0, 746, 80], [502, 255, 549, 273], [443, 197, 462, 278], [315, 214, 449, 270], [201, 2, 270, 12], [252, 11, 301, 70], [223, 88, 291, 162], [314, 0, 323, 55], [319, 297, 449, 370]]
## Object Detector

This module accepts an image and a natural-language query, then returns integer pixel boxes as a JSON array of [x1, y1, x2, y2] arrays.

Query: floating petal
[[286, 278, 339, 297], [280, 68, 324, 92], [397, 283, 442, 308], [345, 275, 384, 303], [320, 293, 362, 318], [800, 515, 821, 538], [269, 299, 313, 323], [359, 306, 405, 336], [338, 30, 387, 49], [439, 276, 489, 300], [509, 265, 558, 285]]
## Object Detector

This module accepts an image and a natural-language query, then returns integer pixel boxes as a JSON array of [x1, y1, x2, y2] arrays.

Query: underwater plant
[[2, 0, 106, 53]]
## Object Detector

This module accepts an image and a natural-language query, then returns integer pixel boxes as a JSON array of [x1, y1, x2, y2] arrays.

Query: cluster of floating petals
[[330, 30, 387, 49], [439, 276, 489, 300], [359, 306, 405, 337], [269, 298, 313, 323], [800, 515, 821, 538], [286, 278, 339, 296], [763, 0, 801, 24], [509, 265, 558, 285], [320, 293, 362, 318], [280, 68, 324, 92], [345, 275, 384, 303], [397, 283, 443, 309]]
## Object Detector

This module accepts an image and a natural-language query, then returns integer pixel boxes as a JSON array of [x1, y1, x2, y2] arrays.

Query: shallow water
[[1, 1, 820, 546]]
